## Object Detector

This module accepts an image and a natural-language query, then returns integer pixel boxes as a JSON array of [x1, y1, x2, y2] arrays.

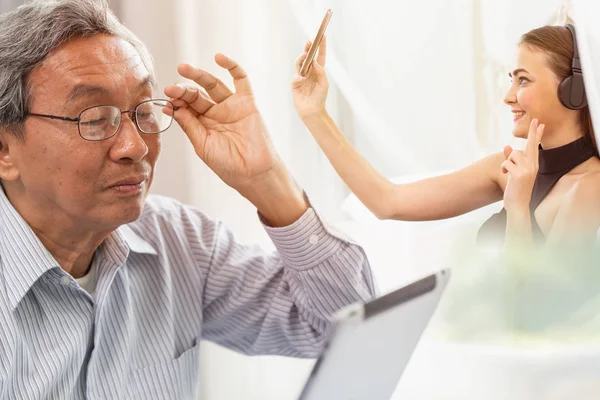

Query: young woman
[[292, 25, 600, 247]]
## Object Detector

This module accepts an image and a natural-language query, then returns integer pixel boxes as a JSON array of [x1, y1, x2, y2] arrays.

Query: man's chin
[[124, 201, 145, 222], [107, 198, 145, 227]]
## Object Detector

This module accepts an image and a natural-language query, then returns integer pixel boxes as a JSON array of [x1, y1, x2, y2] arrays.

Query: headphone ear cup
[[558, 74, 588, 110], [558, 75, 574, 108]]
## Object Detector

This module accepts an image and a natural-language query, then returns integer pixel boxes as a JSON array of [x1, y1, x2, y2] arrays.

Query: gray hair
[[0, 0, 156, 139]]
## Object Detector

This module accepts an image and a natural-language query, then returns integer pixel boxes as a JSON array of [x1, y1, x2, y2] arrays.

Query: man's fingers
[[214, 53, 253, 95], [168, 98, 199, 119], [170, 106, 204, 143], [177, 63, 233, 103], [162, 98, 198, 119], [164, 84, 215, 115], [164, 83, 198, 103]]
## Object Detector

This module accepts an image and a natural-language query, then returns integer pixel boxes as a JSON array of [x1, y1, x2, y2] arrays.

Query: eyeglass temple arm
[[28, 102, 178, 123], [28, 113, 79, 122]]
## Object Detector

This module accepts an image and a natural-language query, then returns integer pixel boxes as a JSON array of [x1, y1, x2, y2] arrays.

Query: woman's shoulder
[[549, 170, 600, 240], [564, 170, 600, 210], [574, 168, 600, 187]]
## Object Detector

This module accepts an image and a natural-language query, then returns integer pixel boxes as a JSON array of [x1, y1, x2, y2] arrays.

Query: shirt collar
[[0, 185, 156, 311], [117, 224, 157, 256]]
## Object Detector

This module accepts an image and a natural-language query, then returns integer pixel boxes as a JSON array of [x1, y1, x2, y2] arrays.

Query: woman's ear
[[0, 131, 20, 181]]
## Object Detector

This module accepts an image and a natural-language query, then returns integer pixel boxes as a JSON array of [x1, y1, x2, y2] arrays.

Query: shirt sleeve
[[198, 207, 376, 358]]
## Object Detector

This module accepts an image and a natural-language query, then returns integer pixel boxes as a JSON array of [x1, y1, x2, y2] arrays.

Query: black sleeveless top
[[477, 136, 597, 244]]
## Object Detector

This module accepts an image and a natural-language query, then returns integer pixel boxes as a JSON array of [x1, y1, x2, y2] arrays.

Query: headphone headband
[[558, 24, 587, 110], [565, 24, 581, 72]]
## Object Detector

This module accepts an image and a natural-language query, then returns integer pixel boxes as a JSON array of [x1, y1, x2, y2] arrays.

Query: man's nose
[[109, 112, 149, 163]]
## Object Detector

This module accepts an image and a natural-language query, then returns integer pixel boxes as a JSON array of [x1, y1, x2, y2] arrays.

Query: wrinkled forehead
[[28, 34, 156, 104]]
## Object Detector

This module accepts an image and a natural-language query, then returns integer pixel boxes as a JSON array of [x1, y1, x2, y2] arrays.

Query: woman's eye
[[518, 77, 529, 84]]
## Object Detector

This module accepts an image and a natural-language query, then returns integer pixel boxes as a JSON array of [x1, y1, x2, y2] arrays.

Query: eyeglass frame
[[26, 99, 177, 141]]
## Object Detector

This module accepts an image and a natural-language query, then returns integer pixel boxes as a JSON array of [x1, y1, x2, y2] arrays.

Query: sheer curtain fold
[[573, 0, 600, 143], [11, 0, 585, 398], [290, 0, 571, 176]]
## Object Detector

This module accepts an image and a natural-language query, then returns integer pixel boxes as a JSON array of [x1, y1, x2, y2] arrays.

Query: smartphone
[[300, 8, 333, 77]]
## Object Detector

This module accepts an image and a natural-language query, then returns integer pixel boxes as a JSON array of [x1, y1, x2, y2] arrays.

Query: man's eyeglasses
[[27, 99, 177, 141]]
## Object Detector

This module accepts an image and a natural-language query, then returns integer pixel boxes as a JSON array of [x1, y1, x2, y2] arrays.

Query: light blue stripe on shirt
[[0, 188, 375, 399]]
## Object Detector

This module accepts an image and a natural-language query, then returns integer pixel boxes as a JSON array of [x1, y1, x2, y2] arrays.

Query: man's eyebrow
[[138, 75, 157, 93], [66, 84, 110, 104], [66, 75, 157, 104]]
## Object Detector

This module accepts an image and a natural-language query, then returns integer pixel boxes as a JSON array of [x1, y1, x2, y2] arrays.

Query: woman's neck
[[540, 121, 585, 150]]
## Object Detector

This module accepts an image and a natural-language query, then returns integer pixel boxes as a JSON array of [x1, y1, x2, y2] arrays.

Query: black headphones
[[558, 24, 587, 110]]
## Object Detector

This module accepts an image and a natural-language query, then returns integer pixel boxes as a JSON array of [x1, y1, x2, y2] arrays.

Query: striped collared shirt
[[0, 188, 375, 399]]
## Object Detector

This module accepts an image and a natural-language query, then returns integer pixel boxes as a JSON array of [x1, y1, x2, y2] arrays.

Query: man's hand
[[164, 54, 276, 189], [164, 55, 308, 226]]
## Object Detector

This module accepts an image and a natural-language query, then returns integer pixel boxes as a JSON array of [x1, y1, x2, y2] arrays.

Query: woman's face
[[504, 44, 572, 139]]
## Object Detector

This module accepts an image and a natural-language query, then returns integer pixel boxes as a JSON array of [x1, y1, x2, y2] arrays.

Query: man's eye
[[81, 118, 108, 127]]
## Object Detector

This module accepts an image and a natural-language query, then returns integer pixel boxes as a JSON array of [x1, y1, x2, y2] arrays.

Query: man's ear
[[0, 130, 20, 181]]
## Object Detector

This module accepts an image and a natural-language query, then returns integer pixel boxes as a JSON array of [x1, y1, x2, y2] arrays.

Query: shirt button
[[60, 276, 71, 286], [309, 234, 319, 245]]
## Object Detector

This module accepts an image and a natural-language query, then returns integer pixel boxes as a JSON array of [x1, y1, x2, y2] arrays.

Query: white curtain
[[0, 0, 24, 13], [4, 0, 595, 398], [290, 0, 481, 177], [289, 0, 568, 180], [573, 0, 600, 142], [109, 0, 580, 399]]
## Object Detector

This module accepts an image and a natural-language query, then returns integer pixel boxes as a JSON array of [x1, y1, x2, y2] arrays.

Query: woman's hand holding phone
[[292, 37, 330, 120], [292, 9, 332, 120]]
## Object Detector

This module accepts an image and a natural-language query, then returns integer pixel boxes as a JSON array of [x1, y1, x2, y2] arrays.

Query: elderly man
[[0, 0, 375, 399]]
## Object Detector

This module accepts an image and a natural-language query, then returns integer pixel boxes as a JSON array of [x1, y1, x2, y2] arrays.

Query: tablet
[[298, 269, 450, 400]]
